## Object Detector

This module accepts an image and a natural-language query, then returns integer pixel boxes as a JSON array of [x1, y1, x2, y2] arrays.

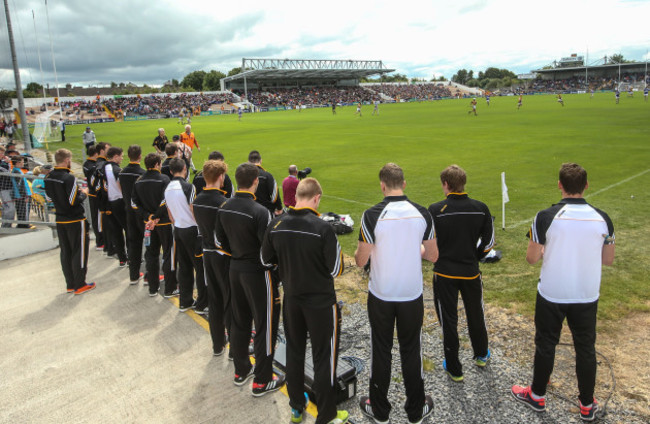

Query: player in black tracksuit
[[215, 163, 283, 395], [101, 147, 128, 265], [428, 165, 495, 379], [82, 146, 103, 249], [131, 153, 177, 297], [261, 178, 346, 424], [192, 160, 232, 355], [45, 149, 94, 294], [164, 158, 207, 311], [91, 143, 114, 256], [192, 150, 233, 197], [248, 150, 283, 215], [119, 146, 146, 282]]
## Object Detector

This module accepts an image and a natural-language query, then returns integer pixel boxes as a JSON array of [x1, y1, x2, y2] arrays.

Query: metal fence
[[0, 170, 58, 231]]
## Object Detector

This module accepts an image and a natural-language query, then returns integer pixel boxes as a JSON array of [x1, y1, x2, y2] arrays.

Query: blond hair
[[296, 177, 322, 200]]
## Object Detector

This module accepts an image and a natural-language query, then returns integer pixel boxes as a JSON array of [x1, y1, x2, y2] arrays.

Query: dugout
[[221, 58, 395, 97]]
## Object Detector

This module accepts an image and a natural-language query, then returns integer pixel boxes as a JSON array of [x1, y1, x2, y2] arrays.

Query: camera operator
[[282, 165, 299, 208]]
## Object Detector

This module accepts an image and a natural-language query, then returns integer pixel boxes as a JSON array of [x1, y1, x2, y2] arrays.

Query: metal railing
[[0, 171, 56, 230]]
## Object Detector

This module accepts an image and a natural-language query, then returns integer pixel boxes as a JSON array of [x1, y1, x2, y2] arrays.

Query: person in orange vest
[[179, 124, 200, 173]]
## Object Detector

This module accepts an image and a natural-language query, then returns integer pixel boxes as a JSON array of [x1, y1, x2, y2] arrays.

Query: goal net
[[32, 109, 62, 147]]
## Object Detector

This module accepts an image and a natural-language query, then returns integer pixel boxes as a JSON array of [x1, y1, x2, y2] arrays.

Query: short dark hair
[[248, 150, 261, 163], [144, 153, 161, 169], [86, 145, 97, 157], [11, 155, 24, 166], [559, 163, 587, 195], [172, 134, 180, 141], [169, 157, 186, 175], [106, 146, 123, 159], [235, 162, 259, 189], [208, 151, 224, 161], [165, 143, 178, 156], [440, 164, 467, 193], [127, 145, 141, 161], [379, 163, 404, 190], [96, 142, 109, 154]]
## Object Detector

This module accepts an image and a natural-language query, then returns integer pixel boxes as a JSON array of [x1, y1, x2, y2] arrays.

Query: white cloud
[[1, 0, 648, 88]]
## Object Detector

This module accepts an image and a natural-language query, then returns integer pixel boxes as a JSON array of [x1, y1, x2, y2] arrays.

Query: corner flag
[[501, 172, 509, 229]]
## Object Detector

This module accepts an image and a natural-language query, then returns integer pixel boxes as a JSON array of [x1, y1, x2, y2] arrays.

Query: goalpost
[[32, 109, 62, 148]]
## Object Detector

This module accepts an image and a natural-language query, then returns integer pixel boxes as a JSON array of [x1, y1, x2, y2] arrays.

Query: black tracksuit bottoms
[[56, 219, 90, 290], [125, 208, 143, 281], [88, 195, 103, 247], [284, 297, 341, 424], [229, 267, 280, 384], [433, 273, 489, 377], [203, 251, 231, 353], [144, 224, 177, 295], [173, 226, 206, 309], [106, 199, 127, 262], [367, 292, 426, 423], [531, 293, 598, 406]]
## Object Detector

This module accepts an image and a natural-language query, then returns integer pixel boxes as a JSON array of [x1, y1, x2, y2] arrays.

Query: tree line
[[451, 67, 520, 90]]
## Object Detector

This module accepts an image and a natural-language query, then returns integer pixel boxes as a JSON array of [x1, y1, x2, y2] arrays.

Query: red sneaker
[[74, 282, 96, 295]]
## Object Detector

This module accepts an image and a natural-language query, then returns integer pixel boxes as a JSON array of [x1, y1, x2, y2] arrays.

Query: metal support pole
[[3, 0, 31, 154]]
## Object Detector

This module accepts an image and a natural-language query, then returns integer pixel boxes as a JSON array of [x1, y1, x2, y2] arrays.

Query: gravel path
[[331, 302, 645, 424]]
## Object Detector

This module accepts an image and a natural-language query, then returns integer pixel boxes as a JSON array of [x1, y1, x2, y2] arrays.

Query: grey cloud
[[458, 0, 487, 15]]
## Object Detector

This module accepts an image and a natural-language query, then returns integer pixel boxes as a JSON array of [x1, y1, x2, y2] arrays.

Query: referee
[[261, 178, 348, 424], [216, 162, 284, 396], [44, 149, 95, 295], [428, 165, 494, 381], [193, 159, 232, 356], [355, 163, 437, 424]]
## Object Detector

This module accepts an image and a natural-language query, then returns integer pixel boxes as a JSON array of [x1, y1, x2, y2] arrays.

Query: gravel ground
[[330, 301, 646, 424]]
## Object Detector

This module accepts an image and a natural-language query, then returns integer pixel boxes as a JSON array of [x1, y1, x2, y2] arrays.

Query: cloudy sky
[[1, 0, 649, 89]]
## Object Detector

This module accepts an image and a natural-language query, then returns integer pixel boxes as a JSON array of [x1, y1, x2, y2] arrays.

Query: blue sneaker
[[291, 392, 309, 423], [442, 360, 463, 382], [475, 349, 491, 367]]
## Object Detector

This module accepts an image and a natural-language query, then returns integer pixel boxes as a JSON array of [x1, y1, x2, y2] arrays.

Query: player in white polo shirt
[[512, 163, 615, 422], [355, 163, 438, 424]]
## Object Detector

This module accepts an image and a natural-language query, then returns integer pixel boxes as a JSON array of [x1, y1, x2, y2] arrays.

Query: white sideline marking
[[339, 132, 430, 139], [510, 168, 650, 228], [322, 194, 374, 207]]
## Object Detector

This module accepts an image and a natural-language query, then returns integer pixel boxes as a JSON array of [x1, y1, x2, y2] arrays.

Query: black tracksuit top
[[82, 158, 97, 196], [428, 193, 495, 278], [193, 171, 233, 198], [253, 164, 283, 212], [44, 167, 87, 223], [193, 187, 230, 252], [216, 191, 271, 272], [130, 169, 171, 224], [118, 162, 145, 208], [262, 207, 344, 308]]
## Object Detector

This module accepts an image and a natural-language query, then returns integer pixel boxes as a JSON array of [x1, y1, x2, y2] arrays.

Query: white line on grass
[[338, 132, 430, 140], [510, 168, 650, 229], [322, 194, 374, 207]]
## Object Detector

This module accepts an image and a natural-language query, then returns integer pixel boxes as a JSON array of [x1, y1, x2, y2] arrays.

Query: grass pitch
[[60, 92, 650, 322]]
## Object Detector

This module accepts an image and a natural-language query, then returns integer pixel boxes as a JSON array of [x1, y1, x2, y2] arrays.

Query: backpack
[[322, 212, 354, 235]]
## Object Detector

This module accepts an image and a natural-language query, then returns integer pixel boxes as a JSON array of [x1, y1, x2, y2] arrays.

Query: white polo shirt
[[164, 178, 197, 229], [359, 195, 435, 302], [530, 198, 614, 304]]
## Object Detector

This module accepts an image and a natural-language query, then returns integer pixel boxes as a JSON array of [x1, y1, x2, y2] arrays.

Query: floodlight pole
[[4, 0, 31, 154], [45, 0, 62, 120]]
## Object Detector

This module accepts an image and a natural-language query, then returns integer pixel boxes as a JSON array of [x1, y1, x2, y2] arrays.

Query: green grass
[[56, 93, 650, 323]]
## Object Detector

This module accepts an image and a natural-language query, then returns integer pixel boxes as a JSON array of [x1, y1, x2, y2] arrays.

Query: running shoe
[[178, 304, 194, 312], [119, 260, 128, 268], [475, 349, 491, 367], [67, 288, 74, 293], [408, 395, 433, 424], [511, 385, 546, 412], [95, 245, 104, 251], [163, 289, 179, 298], [291, 392, 310, 423], [233, 368, 254, 386], [443, 360, 463, 382], [74, 282, 96, 295], [252, 373, 286, 397], [359, 396, 389, 424], [579, 398, 599, 421], [328, 410, 349, 424], [130, 272, 144, 285]]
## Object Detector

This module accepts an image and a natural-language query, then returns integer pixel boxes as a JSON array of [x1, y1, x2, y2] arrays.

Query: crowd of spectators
[[237, 87, 376, 108], [373, 83, 453, 100], [103, 93, 237, 118]]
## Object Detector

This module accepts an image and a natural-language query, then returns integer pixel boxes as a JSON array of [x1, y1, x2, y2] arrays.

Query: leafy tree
[[228, 67, 242, 76], [466, 78, 480, 87], [468, 70, 474, 80], [181, 70, 207, 91], [452, 69, 469, 84], [26, 82, 43, 93], [203, 70, 226, 91], [110, 81, 117, 88], [609, 54, 627, 64], [171, 79, 180, 87]]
